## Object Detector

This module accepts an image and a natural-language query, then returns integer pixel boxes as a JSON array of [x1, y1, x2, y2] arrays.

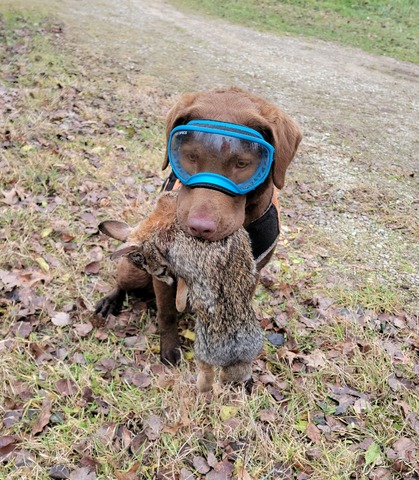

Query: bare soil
[[10, 0, 419, 307]]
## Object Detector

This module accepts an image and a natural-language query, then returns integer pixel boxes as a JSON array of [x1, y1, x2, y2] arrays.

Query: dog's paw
[[94, 288, 126, 318], [160, 337, 181, 366]]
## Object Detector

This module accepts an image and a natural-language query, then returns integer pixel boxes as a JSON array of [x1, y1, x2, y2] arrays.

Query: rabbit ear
[[99, 221, 132, 241], [110, 244, 139, 261], [176, 277, 188, 312]]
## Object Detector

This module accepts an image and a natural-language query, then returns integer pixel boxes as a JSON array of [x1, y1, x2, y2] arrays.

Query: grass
[[0, 8, 418, 480], [170, 0, 419, 63], [327, 281, 403, 314]]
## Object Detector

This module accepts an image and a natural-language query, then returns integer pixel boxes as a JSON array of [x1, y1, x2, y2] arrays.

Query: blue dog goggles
[[168, 120, 275, 195]]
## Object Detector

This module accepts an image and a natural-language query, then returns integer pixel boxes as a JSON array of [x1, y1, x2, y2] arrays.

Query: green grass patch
[[327, 281, 403, 314], [170, 0, 419, 63]]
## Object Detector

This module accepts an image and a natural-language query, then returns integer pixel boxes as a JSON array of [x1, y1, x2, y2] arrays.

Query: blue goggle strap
[[170, 120, 274, 154], [183, 172, 245, 195]]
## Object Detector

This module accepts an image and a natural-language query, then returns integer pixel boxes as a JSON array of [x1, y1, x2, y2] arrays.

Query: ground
[[0, 0, 418, 479]]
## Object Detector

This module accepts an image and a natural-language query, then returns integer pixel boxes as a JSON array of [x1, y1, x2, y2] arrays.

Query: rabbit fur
[[104, 192, 264, 392]]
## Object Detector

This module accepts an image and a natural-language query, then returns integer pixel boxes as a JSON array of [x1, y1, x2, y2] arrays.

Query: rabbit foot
[[197, 360, 215, 392], [220, 362, 252, 385]]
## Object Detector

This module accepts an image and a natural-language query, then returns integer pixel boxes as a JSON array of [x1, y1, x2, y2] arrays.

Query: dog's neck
[[244, 174, 275, 227]]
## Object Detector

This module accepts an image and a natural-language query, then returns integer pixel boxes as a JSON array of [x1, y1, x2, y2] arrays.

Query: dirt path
[[12, 0, 419, 308]]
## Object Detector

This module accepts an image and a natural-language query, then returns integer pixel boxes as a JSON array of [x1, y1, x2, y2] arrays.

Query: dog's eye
[[235, 160, 250, 169], [184, 152, 198, 163]]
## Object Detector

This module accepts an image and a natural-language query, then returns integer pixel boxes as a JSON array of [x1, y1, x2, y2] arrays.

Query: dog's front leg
[[95, 257, 152, 318], [153, 277, 181, 365]]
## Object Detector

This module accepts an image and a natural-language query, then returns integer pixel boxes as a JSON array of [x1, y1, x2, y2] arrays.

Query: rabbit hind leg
[[220, 362, 252, 385], [196, 360, 215, 392]]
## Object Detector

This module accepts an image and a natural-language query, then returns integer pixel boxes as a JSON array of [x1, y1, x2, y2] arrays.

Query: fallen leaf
[[205, 458, 234, 480], [85, 261, 101, 275], [383, 342, 405, 361], [6, 448, 35, 467], [387, 373, 414, 392], [181, 329, 196, 341], [266, 385, 285, 402], [353, 437, 374, 452], [32, 397, 52, 435], [144, 414, 164, 441], [124, 335, 147, 350], [116, 426, 132, 450], [73, 322, 93, 337], [30, 342, 52, 363], [365, 442, 381, 466], [205, 471, 227, 480], [304, 349, 327, 369], [14, 321, 32, 338], [96, 423, 116, 446], [69, 466, 96, 480], [207, 452, 218, 468], [306, 422, 321, 444], [130, 433, 147, 455], [56, 379, 78, 396], [80, 456, 101, 471], [3, 410, 22, 428], [406, 412, 419, 435], [259, 409, 278, 422], [18, 269, 51, 287], [193, 456, 211, 474], [2, 188, 20, 205], [131, 372, 152, 388], [328, 384, 368, 399], [369, 467, 392, 480], [49, 464, 71, 479], [40, 227, 54, 238], [96, 358, 117, 372], [353, 398, 371, 414], [114, 461, 140, 480], [305, 447, 322, 460], [220, 406, 238, 421], [236, 466, 254, 480], [88, 247, 104, 262], [0, 435, 17, 453], [332, 394, 357, 415], [258, 371, 276, 385], [386, 437, 417, 471], [180, 468, 196, 480], [35, 257, 50, 272], [51, 312, 71, 327]]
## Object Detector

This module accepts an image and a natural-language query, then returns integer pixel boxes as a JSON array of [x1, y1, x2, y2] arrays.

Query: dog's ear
[[266, 110, 302, 189], [162, 93, 198, 170], [99, 221, 132, 242]]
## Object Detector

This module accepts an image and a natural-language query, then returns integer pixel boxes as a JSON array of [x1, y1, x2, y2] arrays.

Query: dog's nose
[[187, 216, 217, 239]]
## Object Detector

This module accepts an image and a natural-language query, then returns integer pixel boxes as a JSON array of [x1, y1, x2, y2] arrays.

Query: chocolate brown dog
[[96, 87, 302, 365]]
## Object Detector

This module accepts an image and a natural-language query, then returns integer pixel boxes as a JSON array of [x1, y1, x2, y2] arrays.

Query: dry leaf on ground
[[31, 397, 52, 435]]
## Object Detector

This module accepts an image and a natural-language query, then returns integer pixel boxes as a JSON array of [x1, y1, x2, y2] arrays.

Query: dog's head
[[162, 87, 302, 241]]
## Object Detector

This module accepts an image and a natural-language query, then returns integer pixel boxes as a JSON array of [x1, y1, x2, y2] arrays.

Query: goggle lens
[[168, 121, 274, 195]]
